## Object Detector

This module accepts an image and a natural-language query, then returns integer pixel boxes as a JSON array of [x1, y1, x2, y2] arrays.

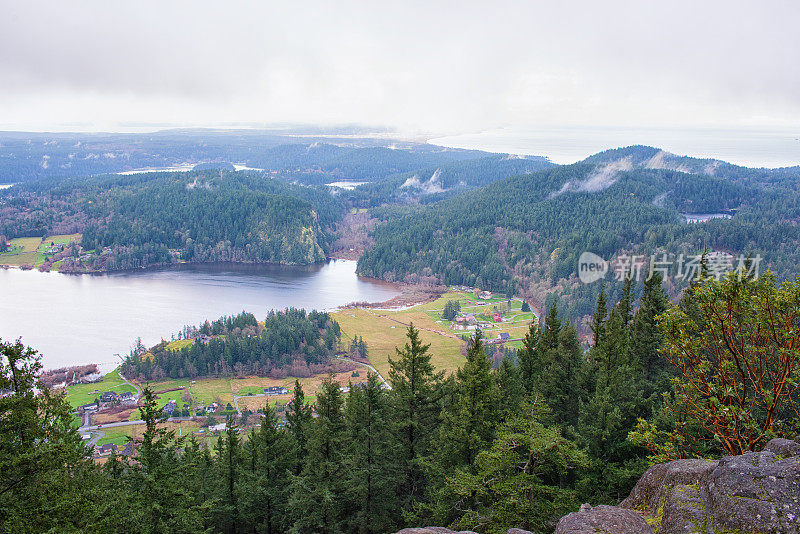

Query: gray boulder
[[554, 504, 653, 533], [619, 437, 800, 533], [394, 529, 478, 534], [555, 437, 800, 533]]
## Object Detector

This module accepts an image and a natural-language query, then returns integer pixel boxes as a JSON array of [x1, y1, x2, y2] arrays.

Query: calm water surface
[[0, 260, 397, 372], [432, 126, 800, 168]]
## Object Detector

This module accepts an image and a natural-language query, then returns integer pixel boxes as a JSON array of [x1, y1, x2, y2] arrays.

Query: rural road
[[85, 431, 104, 448], [79, 415, 193, 432], [118, 371, 141, 399], [335, 355, 392, 390]]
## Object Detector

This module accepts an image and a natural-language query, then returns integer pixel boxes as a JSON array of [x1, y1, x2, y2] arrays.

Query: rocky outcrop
[[556, 437, 800, 534], [554, 504, 652, 533], [394, 528, 479, 534], [395, 530, 530, 534]]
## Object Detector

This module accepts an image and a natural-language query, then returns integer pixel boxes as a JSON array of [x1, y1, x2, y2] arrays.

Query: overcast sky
[[1, 0, 798, 136]]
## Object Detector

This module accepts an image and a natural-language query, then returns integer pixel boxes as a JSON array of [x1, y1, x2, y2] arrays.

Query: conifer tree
[[286, 379, 313, 475], [290, 375, 346, 533], [438, 330, 500, 470], [388, 324, 444, 511], [517, 322, 541, 395], [240, 408, 293, 534], [342, 373, 397, 533]]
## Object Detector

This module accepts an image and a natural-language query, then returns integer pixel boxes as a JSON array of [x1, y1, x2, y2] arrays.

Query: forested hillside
[[122, 309, 341, 380], [349, 153, 553, 206], [359, 153, 800, 320], [0, 129, 489, 185], [583, 144, 800, 188], [1, 170, 343, 270]]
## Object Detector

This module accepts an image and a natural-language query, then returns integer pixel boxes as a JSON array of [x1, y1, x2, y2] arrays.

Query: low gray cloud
[[551, 157, 634, 198], [0, 1, 798, 133]]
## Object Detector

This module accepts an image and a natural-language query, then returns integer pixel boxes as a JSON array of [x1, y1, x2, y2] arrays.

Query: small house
[[264, 386, 289, 395], [454, 314, 478, 326], [99, 391, 118, 403], [162, 400, 177, 415], [497, 332, 511, 341], [98, 443, 117, 455], [79, 402, 99, 413], [492, 312, 502, 322]]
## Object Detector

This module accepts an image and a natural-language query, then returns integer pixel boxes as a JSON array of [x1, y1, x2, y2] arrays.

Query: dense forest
[[0, 130, 489, 185], [3, 271, 798, 533], [1, 171, 343, 270], [347, 154, 552, 207], [359, 150, 800, 321], [122, 309, 341, 380]]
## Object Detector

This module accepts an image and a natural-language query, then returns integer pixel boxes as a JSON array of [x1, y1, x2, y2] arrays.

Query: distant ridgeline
[[121, 309, 341, 381], [0, 130, 489, 185], [359, 146, 800, 320], [1, 171, 343, 270], [0, 132, 548, 271]]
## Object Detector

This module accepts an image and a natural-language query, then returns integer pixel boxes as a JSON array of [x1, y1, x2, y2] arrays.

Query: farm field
[[65, 368, 137, 408], [332, 289, 538, 376], [93, 419, 202, 447], [0, 233, 81, 268], [69, 368, 365, 422], [66, 288, 536, 423]]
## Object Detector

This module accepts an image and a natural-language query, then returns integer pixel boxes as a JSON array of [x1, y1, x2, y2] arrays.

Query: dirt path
[[334, 356, 392, 390], [365, 309, 463, 340]]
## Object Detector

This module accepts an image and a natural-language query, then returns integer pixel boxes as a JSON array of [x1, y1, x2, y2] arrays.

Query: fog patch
[[652, 191, 670, 208], [550, 157, 633, 198], [645, 150, 692, 173], [186, 178, 213, 190], [400, 168, 446, 194]]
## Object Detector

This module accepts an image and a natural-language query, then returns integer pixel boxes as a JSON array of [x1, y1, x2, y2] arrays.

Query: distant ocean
[[430, 126, 800, 169]]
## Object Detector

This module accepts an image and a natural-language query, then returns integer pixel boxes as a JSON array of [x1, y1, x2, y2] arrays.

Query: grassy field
[[165, 339, 193, 350], [65, 368, 137, 408], [0, 233, 81, 268], [421, 290, 537, 347], [332, 290, 539, 377], [66, 288, 536, 425], [94, 420, 202, 447], [77, 369, 364, 422]]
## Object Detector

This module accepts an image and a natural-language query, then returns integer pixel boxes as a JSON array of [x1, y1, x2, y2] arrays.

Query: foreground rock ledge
[[395, 529, 532, 534], [555, 436, 800, 534]]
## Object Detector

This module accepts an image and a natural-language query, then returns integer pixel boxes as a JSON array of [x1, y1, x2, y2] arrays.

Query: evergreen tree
[[342, 373, 397, 533], [446, 401, 587, 534], [438, 330, 500, 470], [286, 379, 313, 475], [495, 354, 524, 419], [290, 375, 347, 533], [517, 322, 541, 396], [387, 324, 444, 512], [0, 339, 96, 532], [213, 416, 241, 534], [240, 408, 293, 534], [540, 300, 561, 350], [125, 387, 206, 533], [590, 285, 608, 348], [630, 273, 670, 394]]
